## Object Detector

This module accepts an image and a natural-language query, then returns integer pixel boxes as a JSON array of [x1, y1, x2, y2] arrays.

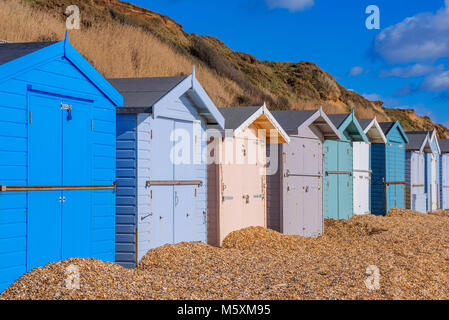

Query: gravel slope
[[1, 208, 449, 300]]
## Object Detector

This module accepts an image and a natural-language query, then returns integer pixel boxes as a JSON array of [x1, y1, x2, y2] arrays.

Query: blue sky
[[131, 0, 449, 126]]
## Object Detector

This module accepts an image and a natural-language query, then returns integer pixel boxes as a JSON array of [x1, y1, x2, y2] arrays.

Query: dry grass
[[0, 0, 242, 107]]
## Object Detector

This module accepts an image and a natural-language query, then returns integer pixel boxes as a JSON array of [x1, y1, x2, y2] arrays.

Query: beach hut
[[439, 139, 449, 209], [404, 132, 431, 213], [371, 122, 409, 215], [266, 109, 341, 236], [110, 69, 224, 267], [207, 105, 289, 247], [355, 118, 387, 215], [325, 112, 369, 220], [424, 130, 441, 211], [0, 34, 123, 292]]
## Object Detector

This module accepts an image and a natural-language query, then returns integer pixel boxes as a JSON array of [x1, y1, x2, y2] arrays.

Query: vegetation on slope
[[1, 0, 447, 137]]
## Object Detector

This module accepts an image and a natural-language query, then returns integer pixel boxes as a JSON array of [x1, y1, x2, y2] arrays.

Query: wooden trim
[[385, 181, 406, 185], [412, 184, 425, 187], [146, 180, 203, 187], [0, 184, 116, 192]]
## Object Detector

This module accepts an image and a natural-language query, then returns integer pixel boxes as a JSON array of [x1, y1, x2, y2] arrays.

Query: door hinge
[[194, 188, 197, 197], [29, 111, 32, 124], [150, 130, 153, 140], [150, 190, 152, 199], [91, 120, 93, 131]]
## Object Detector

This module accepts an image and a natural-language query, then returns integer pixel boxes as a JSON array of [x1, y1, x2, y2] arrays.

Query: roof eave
[[297, 109, 342, 140], [364, 119, 387, 144]]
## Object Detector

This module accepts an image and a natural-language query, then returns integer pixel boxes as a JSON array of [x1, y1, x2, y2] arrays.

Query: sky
[[130, 0, 449, 126]]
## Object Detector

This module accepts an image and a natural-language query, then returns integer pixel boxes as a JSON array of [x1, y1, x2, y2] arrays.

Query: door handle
[[175, 192, 179, 206]]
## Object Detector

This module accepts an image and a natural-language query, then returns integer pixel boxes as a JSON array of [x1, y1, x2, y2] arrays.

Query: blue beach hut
[[110, 69, 225, 268], [0, 34, 123, 292], [371, 121, 409, 215]]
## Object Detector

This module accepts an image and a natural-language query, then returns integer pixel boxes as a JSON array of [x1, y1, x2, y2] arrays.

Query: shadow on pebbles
[[1, 208, 449, 300]]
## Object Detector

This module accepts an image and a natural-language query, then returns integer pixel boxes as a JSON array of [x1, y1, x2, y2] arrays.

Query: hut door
[[61, 99, 92, 259], [353, 142, 370, 215], [27, 94, 62, 270], [430, 154, 438, 211], [241, 137, 266, 230], [302, 139, 323, 236], [149, 118, 175, 248], [27, 94, 92, 270], [324, 140, 339, 220], [386, 142, 405, 212], [218, 136, 243, 244], [443, 155, 449, 209], [324, 140, 353, 220], [173, 121, 196, 243], [411, 153, 426, 212], [283, 138, 305, 235], [338, 142, 353, 220]]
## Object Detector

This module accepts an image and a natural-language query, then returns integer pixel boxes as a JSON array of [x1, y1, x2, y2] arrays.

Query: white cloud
[[362, 93, 382, 101], [380, 64, 445, 78], [266, 0, 314, 12], [348, 66, 364, 76], [373, 1, 449, 63], [420, 70, 449, 92]]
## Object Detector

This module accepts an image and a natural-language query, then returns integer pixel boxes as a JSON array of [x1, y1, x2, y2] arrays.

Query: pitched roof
[[108, 76, 187, 110], [405, 132, 428, 151], [327, 114, 350, 129], [379, 122, 396, 135], [218, 106, 261, 130], [439, 139, 449, 153], [270, 110, 317, 130], [0, 42, 56, 66], [358, 118, 374, 131]]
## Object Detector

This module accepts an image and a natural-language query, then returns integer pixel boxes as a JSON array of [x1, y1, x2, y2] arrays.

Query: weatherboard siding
[[136, 114, 152, 262], [0, 55, 118, 293], [266, 143, 282, 232], [371, 143, 386, 215], [115, 114, 137, 268]]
